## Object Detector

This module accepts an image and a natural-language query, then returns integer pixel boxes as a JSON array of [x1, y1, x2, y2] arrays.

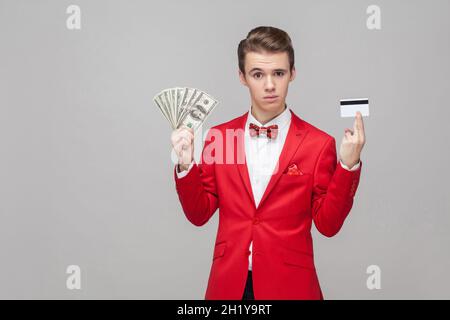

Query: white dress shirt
[[176, 106, 360, 271], [244, 105, 291, 271]]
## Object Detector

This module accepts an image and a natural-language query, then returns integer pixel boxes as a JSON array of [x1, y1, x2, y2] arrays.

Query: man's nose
[[264, 76, 275, 91]]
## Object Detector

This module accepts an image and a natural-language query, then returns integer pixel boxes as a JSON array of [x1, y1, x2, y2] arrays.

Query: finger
[[344, 131, 353, 141], [175, 135, 190, 147], [173, 145, 182, 159], [171, 127, 190, 140], [345, 128, 354, 135], [172, 135, 183, 145], [174, 137, 191, 152], [172, 135, 188, 148], [171, 129, 186, 144], [358, 112, 365, 138], [172, 132, 192, 147], [173, 141, 184, 155], [175, 145, 187, 160], [183, 126, 194, 134], [179, 125, 194, 136], [353, 112, 363, 136], [178, 128, 194, 142], [353, 113, 359, 133]]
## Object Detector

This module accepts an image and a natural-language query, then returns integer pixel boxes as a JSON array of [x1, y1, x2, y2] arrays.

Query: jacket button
[[253, 218, 260, 225]]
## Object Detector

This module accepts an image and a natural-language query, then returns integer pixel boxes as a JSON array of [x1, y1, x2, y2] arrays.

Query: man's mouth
[[263, 95, 278, 99]]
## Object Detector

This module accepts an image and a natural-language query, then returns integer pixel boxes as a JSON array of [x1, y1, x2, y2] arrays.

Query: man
[[170, 26, 365, 300], [189, 104, 207, 122]]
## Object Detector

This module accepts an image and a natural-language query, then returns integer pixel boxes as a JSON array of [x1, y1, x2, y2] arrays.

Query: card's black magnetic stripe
[[340, 100, 369, 105]]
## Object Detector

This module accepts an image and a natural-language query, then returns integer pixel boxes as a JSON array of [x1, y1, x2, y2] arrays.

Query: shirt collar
[[246, 103, 291, 129]]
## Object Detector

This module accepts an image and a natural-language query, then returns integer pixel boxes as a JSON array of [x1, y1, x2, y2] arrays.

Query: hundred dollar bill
[[153, 87, 219, 132], [179, 91, 218, 132], [153, 92, 175, 129]]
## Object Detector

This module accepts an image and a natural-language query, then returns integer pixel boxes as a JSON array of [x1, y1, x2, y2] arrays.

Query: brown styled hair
[[237, 26, 295, 75]]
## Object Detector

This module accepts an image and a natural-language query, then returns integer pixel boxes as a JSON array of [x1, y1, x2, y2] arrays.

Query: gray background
[[0, 0, 449, 299]]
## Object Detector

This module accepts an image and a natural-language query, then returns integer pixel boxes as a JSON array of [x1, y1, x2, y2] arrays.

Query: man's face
[[239, 50, 296, 114], [190, 108, 205, 121]]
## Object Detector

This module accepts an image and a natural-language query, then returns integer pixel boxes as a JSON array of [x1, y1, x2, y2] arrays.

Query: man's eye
[[253, 73, 262, 79], [275, 71, 285, 76]]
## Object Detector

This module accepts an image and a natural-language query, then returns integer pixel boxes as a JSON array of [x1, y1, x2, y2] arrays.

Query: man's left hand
[[339, 111, 366, 168]]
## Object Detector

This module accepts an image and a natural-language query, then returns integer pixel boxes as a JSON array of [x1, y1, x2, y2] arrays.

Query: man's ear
[[239, 70, 248, 87], [289, 67, 296, 82]]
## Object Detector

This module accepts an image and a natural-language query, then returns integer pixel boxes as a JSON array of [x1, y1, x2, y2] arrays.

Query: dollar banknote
[[153, 87, 218, 132]]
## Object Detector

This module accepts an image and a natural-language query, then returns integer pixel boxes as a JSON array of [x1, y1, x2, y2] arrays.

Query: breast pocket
[[280, 171, 312, 181]]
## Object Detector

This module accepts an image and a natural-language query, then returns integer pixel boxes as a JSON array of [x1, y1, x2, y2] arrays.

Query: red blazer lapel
[[232, 109, 309, 210], [257, 110, 309, 209], [234, 112, 257, 209]]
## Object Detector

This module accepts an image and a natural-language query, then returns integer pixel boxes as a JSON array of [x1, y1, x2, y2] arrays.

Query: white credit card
[[340, 98, 369, 117]]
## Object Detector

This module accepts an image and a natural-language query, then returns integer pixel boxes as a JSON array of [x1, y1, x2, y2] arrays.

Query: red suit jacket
[[174, 110, 362, 300]]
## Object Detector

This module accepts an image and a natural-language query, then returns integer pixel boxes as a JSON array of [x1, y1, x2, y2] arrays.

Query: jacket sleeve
[[311, 137, 362, 237], [173, 129, 218, 227]]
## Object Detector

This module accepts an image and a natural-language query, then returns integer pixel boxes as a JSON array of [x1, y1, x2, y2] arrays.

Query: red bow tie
[[249, 123, 279, 139]]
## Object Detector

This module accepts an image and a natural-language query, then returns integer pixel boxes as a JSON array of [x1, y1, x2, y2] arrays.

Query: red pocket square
[[285, 163, 304, 176]]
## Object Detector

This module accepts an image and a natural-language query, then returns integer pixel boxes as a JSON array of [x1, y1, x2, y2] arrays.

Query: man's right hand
[[171, 126, 194, 172]]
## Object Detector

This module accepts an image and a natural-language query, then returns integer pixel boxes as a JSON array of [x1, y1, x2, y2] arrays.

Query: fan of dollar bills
[[153, 87, 219, 132]]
